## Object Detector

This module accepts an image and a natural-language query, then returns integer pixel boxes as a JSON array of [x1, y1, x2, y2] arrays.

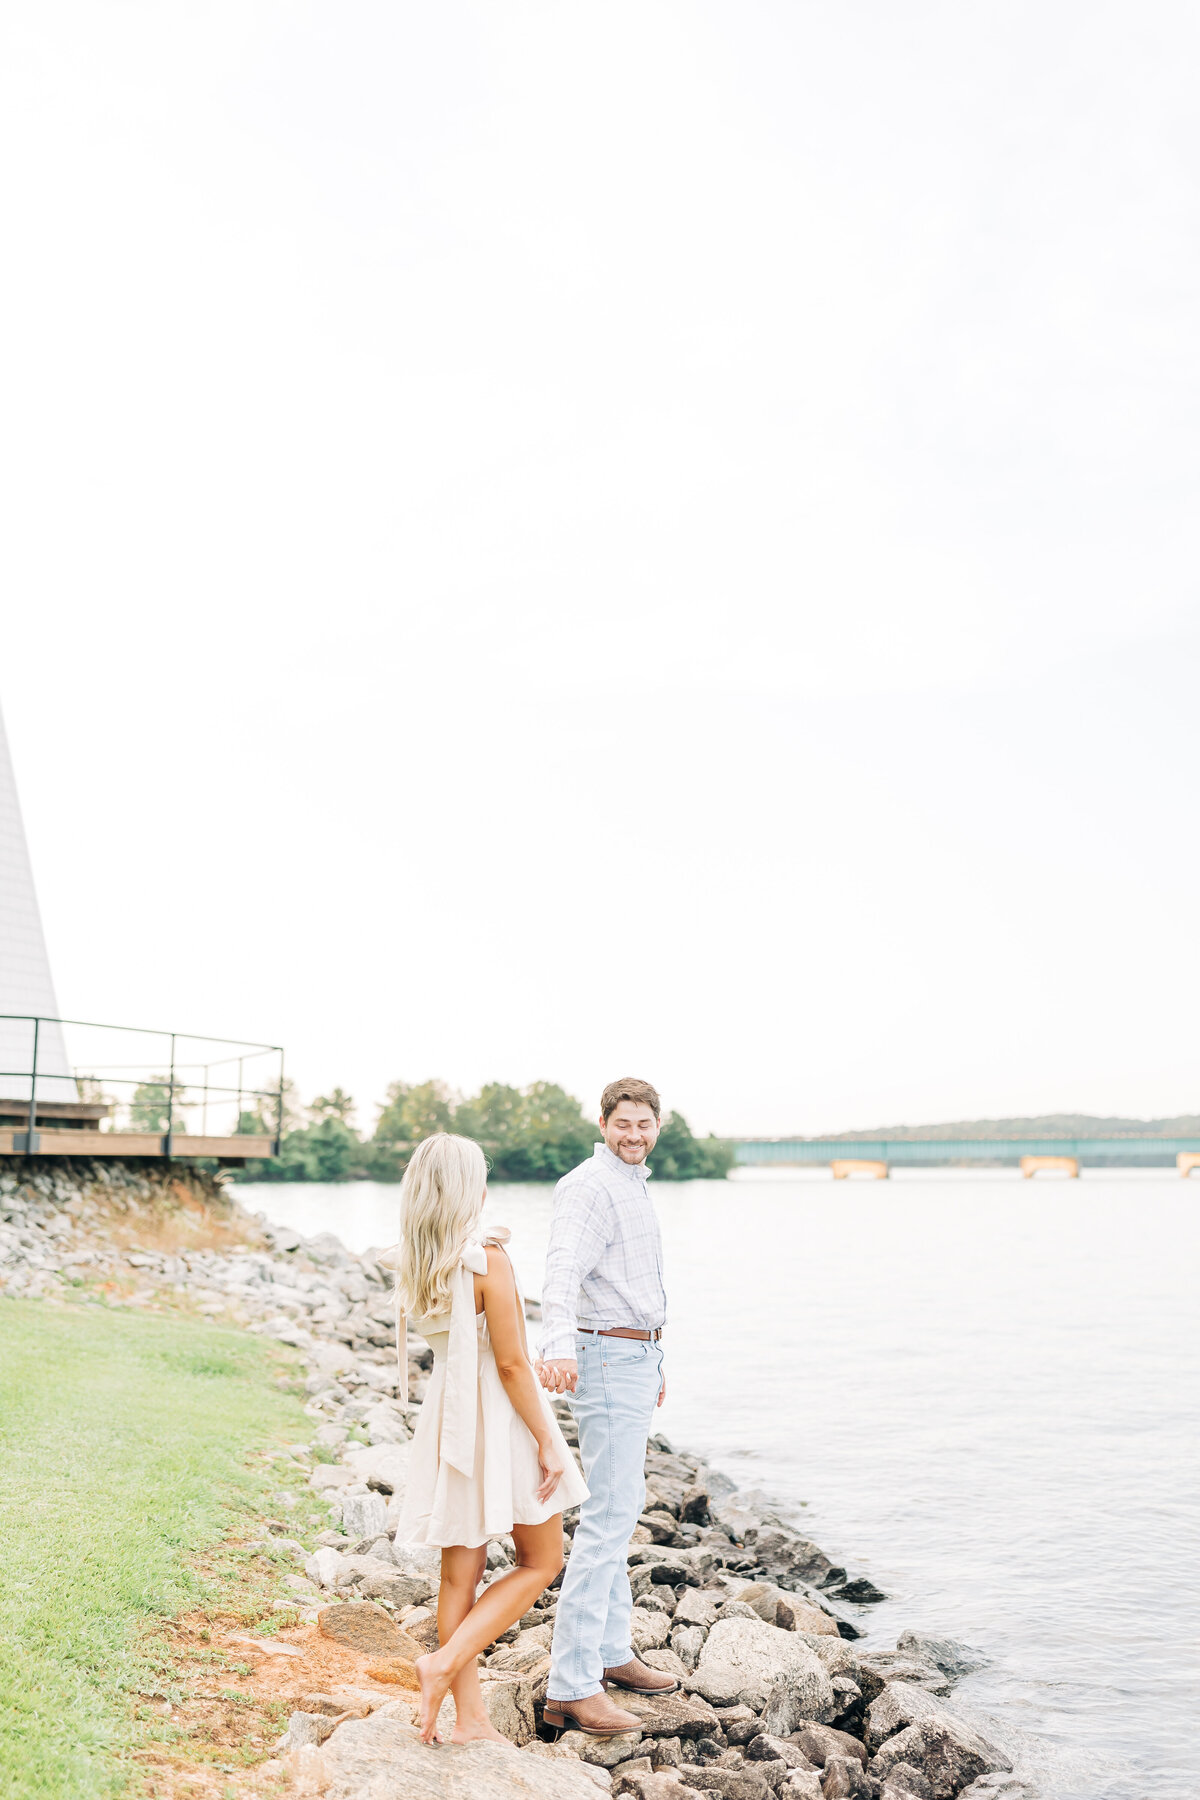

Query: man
[[536, 1076, 677, 1735]]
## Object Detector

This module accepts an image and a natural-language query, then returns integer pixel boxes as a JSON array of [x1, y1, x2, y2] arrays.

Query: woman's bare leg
[[434, 1544, 503, 1744], [416, 1519, 564, 1743], [416, 1545, 486, 1742]]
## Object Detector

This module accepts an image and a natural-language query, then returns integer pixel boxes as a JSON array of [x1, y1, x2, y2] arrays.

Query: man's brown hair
[[600, 1077, 661, 1122]]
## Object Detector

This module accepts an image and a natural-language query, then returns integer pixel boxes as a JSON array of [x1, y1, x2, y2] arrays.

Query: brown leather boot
[[542, 1691, 642, 1736], [602, 1656, 680, 1695]]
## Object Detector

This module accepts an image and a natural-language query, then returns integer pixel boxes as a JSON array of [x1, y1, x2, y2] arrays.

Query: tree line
[[235, 1078, 735, 1184]]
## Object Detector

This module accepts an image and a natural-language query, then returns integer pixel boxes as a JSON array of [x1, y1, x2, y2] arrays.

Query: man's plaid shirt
[[538, 1142, 667, 1361]]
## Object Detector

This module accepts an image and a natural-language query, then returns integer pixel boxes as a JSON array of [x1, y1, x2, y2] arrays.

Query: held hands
[[534, 1355, 664, 1403], [535, 1357, 578, 1394]]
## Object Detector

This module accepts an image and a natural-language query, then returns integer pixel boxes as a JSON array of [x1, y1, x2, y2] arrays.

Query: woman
[[392, 1132, 589, 1744]]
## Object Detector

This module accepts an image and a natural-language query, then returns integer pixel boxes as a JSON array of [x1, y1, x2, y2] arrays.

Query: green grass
[[0, 1299, 310, 1799]]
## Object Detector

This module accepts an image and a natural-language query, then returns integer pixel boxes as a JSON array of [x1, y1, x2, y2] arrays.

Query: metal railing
[[0, 1013, 284, 1158]]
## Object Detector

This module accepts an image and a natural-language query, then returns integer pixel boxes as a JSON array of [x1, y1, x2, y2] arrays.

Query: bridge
[[732, 1137, 1200, 1178]]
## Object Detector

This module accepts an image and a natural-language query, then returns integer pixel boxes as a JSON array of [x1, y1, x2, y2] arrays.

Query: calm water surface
[[239, 1169, 1200, 1800]]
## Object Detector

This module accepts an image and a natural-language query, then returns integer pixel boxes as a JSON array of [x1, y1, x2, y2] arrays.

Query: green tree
[[275, 1076, 303, 1134], [454, 1083, 525, 1163], [240, 1080, 363, 1182], [651, 1111, 735, 1180], [128, 1077, 188, 1134], [374, 1080, 456, 1148], [293, 1116, 359, 1181], [459, 1081, 599, 1181], [247, 1115, 359, 1182], [309, 1088, 356, 1125]]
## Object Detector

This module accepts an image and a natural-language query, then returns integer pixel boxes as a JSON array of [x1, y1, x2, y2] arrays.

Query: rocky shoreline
[[0, 1158, 1036, 1800]]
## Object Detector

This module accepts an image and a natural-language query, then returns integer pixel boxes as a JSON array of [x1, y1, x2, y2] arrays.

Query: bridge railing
[[732, 1136, 1200, 1168]]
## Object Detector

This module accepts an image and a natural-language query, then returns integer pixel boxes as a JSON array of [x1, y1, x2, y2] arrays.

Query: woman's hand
[[535, 1437, 567, 1505], [535, 1357, 578, 1394]]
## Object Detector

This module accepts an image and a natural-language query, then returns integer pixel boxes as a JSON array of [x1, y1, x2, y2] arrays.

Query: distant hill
[[804, 1113, 1200, 1142]]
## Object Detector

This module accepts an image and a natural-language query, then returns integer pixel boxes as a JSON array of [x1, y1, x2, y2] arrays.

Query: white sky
[[2, 2, 1198, 1137]]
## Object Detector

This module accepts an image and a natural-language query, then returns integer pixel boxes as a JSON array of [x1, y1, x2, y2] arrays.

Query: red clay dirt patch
[[133, 1611, 416, 1798]]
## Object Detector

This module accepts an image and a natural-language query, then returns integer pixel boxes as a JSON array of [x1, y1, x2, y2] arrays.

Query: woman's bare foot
[[415, 1651, 455, 1743], [449, 1712, 509, 1745]]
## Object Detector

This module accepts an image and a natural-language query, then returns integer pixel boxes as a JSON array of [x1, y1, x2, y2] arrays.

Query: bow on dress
[[436, 1238, 489, 1477], [381, 1230, 511, 1480]]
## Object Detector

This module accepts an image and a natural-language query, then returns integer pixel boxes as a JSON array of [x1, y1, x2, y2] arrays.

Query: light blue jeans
[[547, 1331, 664, 1702]]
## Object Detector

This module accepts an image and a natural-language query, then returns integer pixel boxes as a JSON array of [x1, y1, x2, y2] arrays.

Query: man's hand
[[657, 1370, 667, 1408], [535, 1357, 579, 1394]]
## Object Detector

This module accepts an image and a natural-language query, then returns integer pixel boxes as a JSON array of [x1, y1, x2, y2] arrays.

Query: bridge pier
[[1020, 1155, 1079, 1179], [1179, 1153, 1200, 1178], [831, 1159, 889, 1180]]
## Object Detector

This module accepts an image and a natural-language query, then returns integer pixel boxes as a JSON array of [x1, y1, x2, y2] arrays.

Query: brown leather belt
[[576, 1326, 662, 1341]]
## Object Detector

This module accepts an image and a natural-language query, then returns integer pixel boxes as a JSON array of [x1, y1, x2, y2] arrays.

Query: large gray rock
[[318, 1713, 602, 1796], [630, 1607, 672, 1652], [486, 1624, 554, 1674], [339, 1551, 397, 1583], [690, 1617, 835, 1716], [639, 1510, 682, 1545], [821, 1754, 873, 1798], [758, 1660, 841, 1735], [556, 1730, 645, 1768], [342, 1491, 389, 1541], [642, 1647, 689, 1683], [743, 1523, 845, 1590], [870, 1715, 1012, 1800], [306, 1547, 345, 1589], [312, 1464, 358, 1492], [859, 1653, 950, 1698], [879, 1767, 934, 1799], [896, 1633, 987, 1686], [613, 1772, 705, 1800], [445, 1670, 536, 1745], [778, 1776, 823, 1800], [710, 1703, 757, 1744], [744, 1732, 819, 1771], [616, 1689, 720, 1740], [364, 1570, 433, 1609], [954, 1780, 1037, 1800], [318, 1600, 407, 1657], [523, 1744, 613, 1791], [635, 1586, 676, 1619], [391, 1541, 443, 1579], [364, 1399, 411, 1445], [346, 1442, 411, 1494], [728, 1582, 838, 1639], [671, 1625, 707, 1671], [798, 1636, 864, 1686], [829, 1675, 862, 1726], [674, 1588, 721, 1630], [677, 1766, 771, 1800], [709, 1489, 774, 1540], [644, 1474, 687, 1515], [278, 1709, 345, 1749], [866, 1683, 945, 1753], [790, 1723, 867, 1769], [629, 1557, 705, 1600], [360, 1570, 435, 1610]]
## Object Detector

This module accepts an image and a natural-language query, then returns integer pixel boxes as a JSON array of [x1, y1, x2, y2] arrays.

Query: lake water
[[238, 1168, 1200, 1800]]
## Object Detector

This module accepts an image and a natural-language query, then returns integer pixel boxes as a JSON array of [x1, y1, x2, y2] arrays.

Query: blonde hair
[[394, 1133, 488, 1319]]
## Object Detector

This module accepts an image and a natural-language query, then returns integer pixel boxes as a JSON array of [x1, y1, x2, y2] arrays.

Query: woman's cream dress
[[397, 1229, 588, 1549]]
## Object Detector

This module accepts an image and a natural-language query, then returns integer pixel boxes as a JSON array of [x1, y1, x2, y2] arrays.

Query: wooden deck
[[0, 1131, 275, 1161]]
